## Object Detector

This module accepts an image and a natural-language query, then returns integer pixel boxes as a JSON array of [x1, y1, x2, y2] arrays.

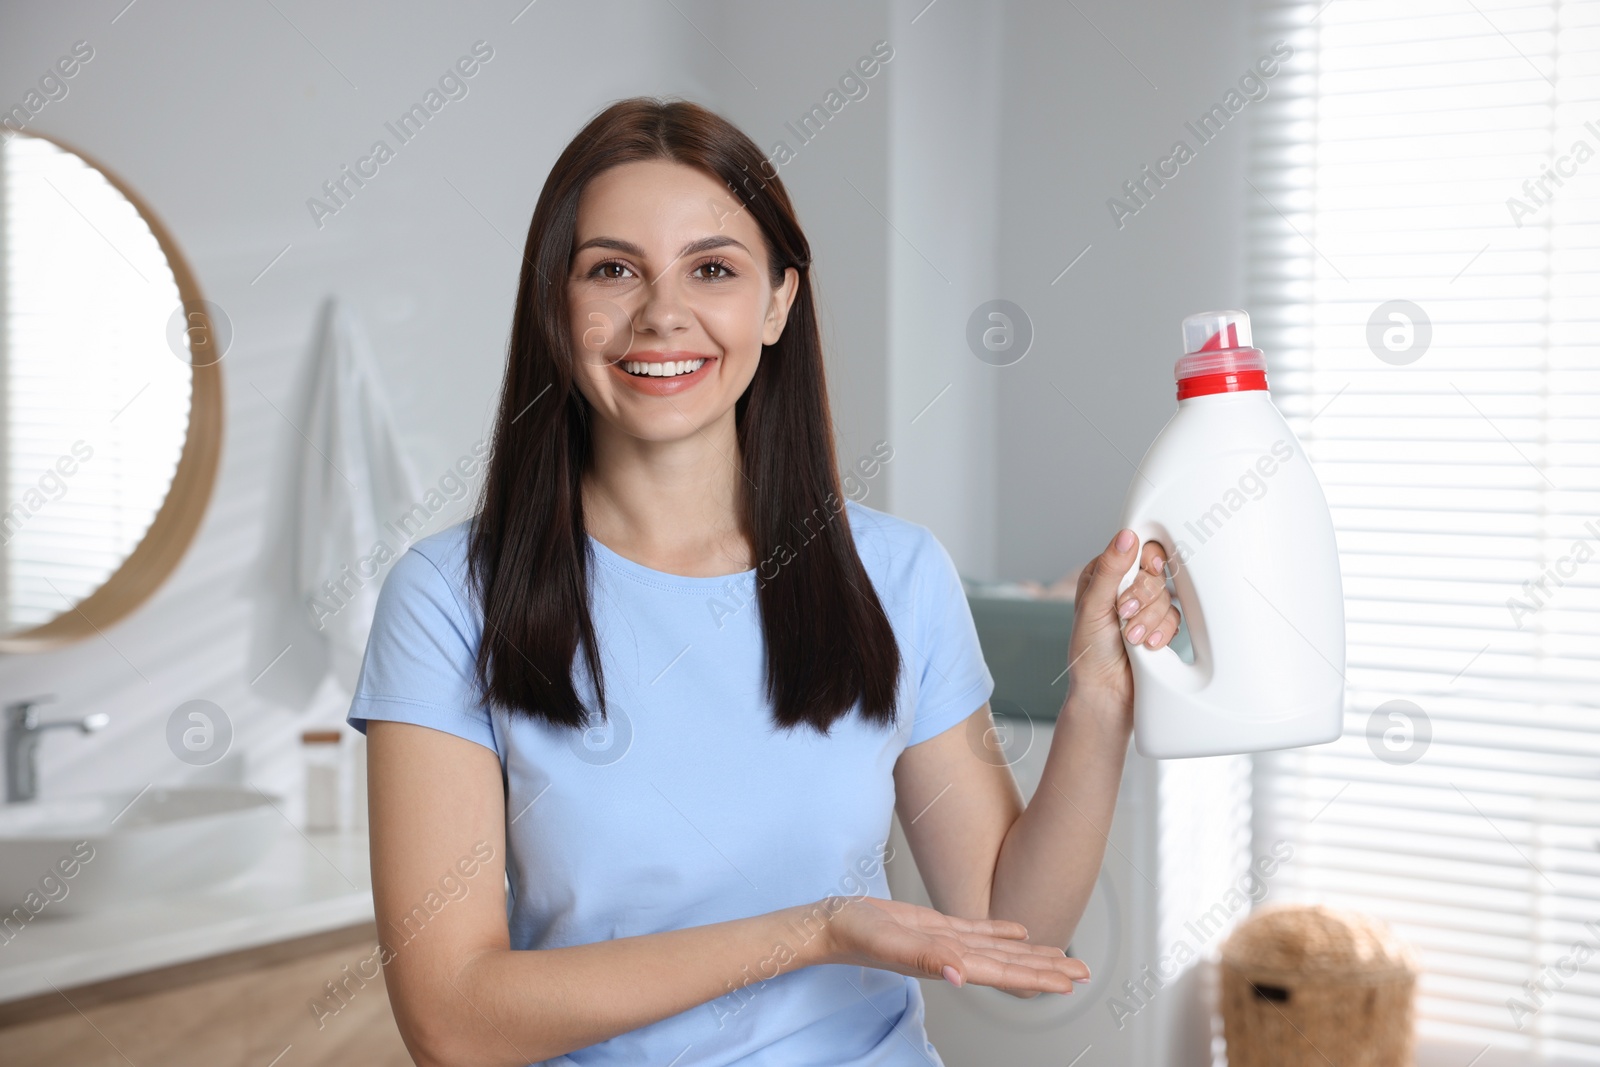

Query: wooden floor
[[0, 922, 416, 1067]]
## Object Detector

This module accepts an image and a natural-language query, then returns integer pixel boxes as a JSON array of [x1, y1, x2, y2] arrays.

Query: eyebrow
[[573, 234, 751, 259]]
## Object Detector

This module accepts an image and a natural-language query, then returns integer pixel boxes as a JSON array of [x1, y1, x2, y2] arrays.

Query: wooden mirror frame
[[0, 130, 223, 653]]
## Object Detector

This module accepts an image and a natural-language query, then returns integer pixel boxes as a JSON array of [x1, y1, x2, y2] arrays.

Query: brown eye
[[694, 258, 736, 280], [590, 261, 632, 280]]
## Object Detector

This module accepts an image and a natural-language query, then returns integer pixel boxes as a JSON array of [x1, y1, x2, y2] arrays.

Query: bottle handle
[[1115, 522, 1207, 693]]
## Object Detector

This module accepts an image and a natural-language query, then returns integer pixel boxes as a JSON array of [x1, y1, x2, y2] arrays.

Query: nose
[[633, 272, 692, 337]]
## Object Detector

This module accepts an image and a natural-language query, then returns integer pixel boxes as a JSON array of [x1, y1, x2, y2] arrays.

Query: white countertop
[[0, 825, 373, 1004]]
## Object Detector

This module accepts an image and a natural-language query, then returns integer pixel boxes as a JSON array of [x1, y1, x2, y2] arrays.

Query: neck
[[582, 408, 752, 576]]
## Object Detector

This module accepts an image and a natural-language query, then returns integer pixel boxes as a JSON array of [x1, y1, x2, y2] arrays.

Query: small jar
[[301, 729, 342, 832]]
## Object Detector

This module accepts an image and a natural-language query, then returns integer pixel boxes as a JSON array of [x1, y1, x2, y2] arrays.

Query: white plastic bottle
[[1117, 310, 1345, 759]]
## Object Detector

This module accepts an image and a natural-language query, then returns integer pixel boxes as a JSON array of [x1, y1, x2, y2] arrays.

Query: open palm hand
[[819, 895, 1089, 999]]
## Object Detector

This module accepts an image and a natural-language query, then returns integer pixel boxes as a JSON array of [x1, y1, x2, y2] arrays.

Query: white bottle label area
[[1166, 438, 1296, 567]]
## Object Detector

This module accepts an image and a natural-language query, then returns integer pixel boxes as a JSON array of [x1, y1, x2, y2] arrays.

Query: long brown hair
[[467, 98, 901, 736]]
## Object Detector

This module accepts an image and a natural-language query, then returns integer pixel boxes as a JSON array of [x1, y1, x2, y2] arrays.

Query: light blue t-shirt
[[346, 499, 994, 1067]]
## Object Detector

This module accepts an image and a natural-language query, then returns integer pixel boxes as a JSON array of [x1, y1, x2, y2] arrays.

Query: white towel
[[247, 298, 423, 709]]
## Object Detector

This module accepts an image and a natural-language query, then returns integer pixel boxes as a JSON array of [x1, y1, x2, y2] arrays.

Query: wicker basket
[[1219, 904, 1418, 1067]]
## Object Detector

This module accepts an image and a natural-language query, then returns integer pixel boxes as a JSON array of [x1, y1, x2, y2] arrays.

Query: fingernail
[[1127, 624, 1146, 642], [1119, 598, 1139, 618], [1115, 530, 1136, 552], [1073, 977, 1091, 984], [1151, 556, 1164, 572], [1146, 631, 1162, 647], [942, 965, 963, 987]]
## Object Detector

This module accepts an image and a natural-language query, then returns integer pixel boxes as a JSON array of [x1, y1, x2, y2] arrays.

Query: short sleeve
[[346, 545, 498, 756], [904, 528, 995, 746]]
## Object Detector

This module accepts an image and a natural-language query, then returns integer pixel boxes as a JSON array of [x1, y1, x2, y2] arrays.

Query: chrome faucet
[[4, 696, 109, 803]]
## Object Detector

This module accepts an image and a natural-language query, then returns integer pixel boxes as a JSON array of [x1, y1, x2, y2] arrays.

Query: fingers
[[865, 898, 1092, 996], [1159, 605, 1182, 647], [950, 945, 1091, 995], [1124, 604, 1182, 649], [968, 941, 1088, 979], [1138, 538, 1166, 576], [933, 924, 1092, 995], [1116, 544, 1180, 649], [1080, 528, 1141, 618], [953, 932, 1079, 958], [1122, 595, 1178, 648]]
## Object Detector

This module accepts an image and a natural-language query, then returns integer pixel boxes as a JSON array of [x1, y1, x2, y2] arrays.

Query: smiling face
[[567, 159, 798, 443]]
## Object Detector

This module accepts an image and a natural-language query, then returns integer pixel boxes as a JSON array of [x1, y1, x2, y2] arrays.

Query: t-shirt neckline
[[586, 533, 757, 593]]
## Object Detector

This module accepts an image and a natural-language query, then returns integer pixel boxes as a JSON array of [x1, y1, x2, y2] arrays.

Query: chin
[[612, 399, 730, 442]]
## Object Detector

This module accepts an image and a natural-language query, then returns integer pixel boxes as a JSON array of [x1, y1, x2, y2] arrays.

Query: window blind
[[1, 136, 190, 632], [1247, 1, 1600, 1063]]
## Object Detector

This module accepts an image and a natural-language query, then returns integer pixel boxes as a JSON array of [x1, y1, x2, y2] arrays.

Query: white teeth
[[622, 359, 705, 378]]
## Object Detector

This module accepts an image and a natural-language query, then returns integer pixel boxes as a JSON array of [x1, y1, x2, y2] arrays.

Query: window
[[1248, 1, 1600, 1063]]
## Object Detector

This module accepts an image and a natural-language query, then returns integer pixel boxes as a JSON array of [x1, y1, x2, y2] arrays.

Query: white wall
[[883, 0, 1003, 579], [993, 0, 1259, 583]]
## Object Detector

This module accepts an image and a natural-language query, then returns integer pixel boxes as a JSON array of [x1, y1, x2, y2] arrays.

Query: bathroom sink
[[0, 785, 282, 917]]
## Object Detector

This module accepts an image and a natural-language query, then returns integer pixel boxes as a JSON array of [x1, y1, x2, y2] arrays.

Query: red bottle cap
[[1174, 310, 1268, 400]]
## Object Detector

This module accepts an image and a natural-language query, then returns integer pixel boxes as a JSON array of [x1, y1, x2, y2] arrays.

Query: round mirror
[[0, 131, 222, 652]]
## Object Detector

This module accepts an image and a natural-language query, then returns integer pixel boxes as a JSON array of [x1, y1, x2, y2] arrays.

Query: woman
[[348, 98, 1179, 1067]]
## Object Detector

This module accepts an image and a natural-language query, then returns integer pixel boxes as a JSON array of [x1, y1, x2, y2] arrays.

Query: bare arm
[[990, 532, 1172, 949], [894, 531, 1171, 958], [367, 719, 1085, 1067], [892, 695, 1131, 957], [986, 695, 1131, 949]]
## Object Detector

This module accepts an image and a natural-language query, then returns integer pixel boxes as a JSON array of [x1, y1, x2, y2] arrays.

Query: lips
[[608, 352, 718, 397]]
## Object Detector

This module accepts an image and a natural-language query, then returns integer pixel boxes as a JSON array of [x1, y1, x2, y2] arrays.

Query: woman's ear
[[762, 266, 801, 346]]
